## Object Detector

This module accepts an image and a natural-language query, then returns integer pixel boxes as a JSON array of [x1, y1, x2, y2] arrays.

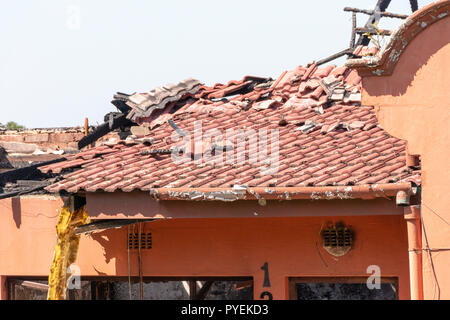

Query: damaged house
[[0, 1, 449, 300]]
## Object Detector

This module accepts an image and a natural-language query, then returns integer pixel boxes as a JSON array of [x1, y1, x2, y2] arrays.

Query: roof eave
[[148, 183, 413, 201]]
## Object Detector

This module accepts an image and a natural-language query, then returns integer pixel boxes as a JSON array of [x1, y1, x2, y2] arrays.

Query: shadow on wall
[[12, 198, 21, 228], [89, 231, 115, 265]]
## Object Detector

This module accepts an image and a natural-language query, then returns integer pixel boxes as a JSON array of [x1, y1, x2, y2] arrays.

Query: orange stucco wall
[[359, 14, 450, 300], [0, 195, 411, 299], [85, 191, 405, 219]]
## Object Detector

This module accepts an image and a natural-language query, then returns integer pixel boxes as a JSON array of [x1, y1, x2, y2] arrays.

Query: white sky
[[0, 0, 436, 128]]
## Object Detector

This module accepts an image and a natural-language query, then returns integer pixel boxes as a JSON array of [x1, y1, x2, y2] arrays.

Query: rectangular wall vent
[[128, 232, 152, 250]]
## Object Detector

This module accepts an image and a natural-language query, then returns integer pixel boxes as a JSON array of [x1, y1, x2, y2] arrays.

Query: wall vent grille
[[321, 223, 353, 256], [128, 232, 152, 250]]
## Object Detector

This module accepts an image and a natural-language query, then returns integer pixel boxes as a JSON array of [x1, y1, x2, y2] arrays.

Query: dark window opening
[[289, 277, 398, 300], [6, 277, 253, 300]]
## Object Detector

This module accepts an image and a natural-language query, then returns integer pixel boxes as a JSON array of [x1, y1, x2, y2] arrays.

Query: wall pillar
[[404, 206, 423, 300], [0, 276, 7, 300]]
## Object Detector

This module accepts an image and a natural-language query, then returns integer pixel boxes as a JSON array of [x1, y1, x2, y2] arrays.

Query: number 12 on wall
[[260, 262, 273, 300]]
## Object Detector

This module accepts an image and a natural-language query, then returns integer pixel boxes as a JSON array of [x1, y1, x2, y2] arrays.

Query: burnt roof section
[[124, 78, 202, 122], [38, 63, 420, 195], [346, 0, 450, 76]]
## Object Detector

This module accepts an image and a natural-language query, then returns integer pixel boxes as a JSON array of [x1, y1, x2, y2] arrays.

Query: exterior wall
[[0, 196, 63, 277], [0, 195, 411, 299], [85, 191, 405, 219], [359, 15, 450, 299]]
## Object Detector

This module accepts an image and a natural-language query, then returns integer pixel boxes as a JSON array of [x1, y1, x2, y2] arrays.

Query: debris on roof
[[77, 113, 133, 149], [0, 179, 56, 199], [125, 78, 202, 123], [346, 0, 450, 76], [0, 126, 122, 197], [0, 147, 13, 171], [316, 0, 418, 66], [37, 63, 420, 194], [0, 1, 427, 202], [0, 156, 65, 198]]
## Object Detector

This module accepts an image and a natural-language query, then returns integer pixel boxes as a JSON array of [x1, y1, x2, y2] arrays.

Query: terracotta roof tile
[[41, 64, 420, 194]]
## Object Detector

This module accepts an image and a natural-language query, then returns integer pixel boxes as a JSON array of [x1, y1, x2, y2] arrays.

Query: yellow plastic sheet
[[47, 205, 89, 300]]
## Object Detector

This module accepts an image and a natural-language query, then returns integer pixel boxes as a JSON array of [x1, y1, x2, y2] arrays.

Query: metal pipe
[[396, 190, 411, 206], [138, 222, 143, 300], [84, 118, 89, 136], [127, 225, 132, 300], [404, 205, 423, 300]]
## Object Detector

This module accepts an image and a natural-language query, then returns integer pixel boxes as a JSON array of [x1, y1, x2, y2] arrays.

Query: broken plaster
[[165, 190, 248, 202], [310, 186, 354, 200]]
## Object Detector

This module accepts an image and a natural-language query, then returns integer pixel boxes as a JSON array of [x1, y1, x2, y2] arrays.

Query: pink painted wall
[[0, 195, 410, 299], [356, 9, 450, 299], [0, 196, 62, 276]]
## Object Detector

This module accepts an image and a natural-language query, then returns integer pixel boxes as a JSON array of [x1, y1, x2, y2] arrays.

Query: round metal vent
[[321, 223, 353, 257]]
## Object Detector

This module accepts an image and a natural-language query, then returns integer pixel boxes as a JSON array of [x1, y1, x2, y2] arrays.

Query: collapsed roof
[[38, 63, 420, 199], [0, 1, 425, 201]]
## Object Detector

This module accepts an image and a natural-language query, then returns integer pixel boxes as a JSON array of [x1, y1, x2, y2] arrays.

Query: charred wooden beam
[[111, 92, 132, 114], [344, 6, 408, 19], [193, 281, 214, 300], [350, 12, 357, 49], [15, 180, 49, 187], [0, 147, 13, 169], [141, 149, 173, 156], [69, 194, 86, 211], [0, 158, 65, 187], [75, 219, 152, 234], [0, 184, 49, 200], [354, 0, 393, 46], [355, 27, 392, 36], [316, 48, 353, 66], [189, 280, 197, 300], [77, 113, 133, 150], [409, 0, 418, 12]]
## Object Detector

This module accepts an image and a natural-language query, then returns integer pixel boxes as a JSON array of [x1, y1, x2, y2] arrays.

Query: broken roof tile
[[39, 64, 419, 193], [125, 78, 202, 122]]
